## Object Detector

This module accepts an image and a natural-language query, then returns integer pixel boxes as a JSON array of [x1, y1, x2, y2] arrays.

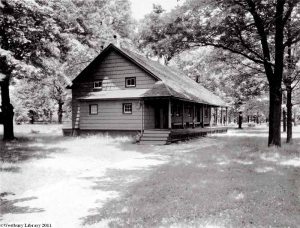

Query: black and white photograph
[[1, 0, 300, 227]]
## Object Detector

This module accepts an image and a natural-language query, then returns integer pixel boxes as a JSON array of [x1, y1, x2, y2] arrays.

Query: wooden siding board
[[79, 100, 143, 130], [71, 49, 158, 128]]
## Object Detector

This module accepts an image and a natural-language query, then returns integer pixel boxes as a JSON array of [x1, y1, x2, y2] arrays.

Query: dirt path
[[1, 125, 300, 227], [0, 126, 167, 227]]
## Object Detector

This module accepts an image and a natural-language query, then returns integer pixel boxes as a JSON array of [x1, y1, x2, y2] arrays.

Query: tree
[[1, 0, 135, 136], [0, 0, 72, 139], [283, 32, 300, 142], [137, 0, 300, 146]]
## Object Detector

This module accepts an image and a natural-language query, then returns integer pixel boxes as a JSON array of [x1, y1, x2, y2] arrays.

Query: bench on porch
[[172, 121, 202, 129], [172, 122, 185, 129]]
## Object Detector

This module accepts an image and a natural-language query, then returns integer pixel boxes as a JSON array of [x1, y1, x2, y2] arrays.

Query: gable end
[[70, 44, 160, 87]]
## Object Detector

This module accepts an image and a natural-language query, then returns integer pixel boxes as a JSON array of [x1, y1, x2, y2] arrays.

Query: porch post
[[192, 103, 195, 128], [168, 99, 172, 129], [225, 107, 228, 126], [215, 107, 218, 125], [221, 107, 223, 125], [209, 106, 211, 127], [182, 102, 184, 129], [216, 107, 219, 125], [201, 104, 204, 128]]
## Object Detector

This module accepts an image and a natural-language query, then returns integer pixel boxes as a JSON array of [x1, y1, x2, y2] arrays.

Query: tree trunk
[[1, 76, 15, 140], [49, 110, 53, 123], [268, 85, 282, 146], [267, 1, 285, 147], [58, 101, 64, 124], [238, 112, 243, 129], [286, 16, 293, 143], [283, 108, 286, 132], [286, 85, 292, 143]]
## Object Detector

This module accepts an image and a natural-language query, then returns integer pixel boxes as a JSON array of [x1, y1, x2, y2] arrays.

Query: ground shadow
[[0, 135, 69, 172], [0, 192, 44, 220], [80, 133, 300, 228]]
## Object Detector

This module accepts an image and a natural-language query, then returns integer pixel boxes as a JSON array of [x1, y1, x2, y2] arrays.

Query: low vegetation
[[1, 125, 300, 227]]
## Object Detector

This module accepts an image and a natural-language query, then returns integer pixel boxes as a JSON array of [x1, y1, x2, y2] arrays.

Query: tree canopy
[[137, 0, 300, 146]]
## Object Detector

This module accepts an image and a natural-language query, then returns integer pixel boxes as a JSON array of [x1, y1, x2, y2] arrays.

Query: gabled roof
[[72, 44, 227, 107]]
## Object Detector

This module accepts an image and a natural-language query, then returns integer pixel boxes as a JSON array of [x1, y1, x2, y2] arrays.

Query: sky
[[129, 0, 182, 20]]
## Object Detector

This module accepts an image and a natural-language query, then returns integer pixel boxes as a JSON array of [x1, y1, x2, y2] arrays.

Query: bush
[[248, 122, 256, 127], [15, 113, 30, 124]]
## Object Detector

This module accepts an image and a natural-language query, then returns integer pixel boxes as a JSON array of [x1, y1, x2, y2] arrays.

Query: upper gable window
[[94, 81, 103, 89], [125, 77, 136, 88]]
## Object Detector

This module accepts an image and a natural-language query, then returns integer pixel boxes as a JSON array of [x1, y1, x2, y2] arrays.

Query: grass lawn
[[0, 124, 300, 227]]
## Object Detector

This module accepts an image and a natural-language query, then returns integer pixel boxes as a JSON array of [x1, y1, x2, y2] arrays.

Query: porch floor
[[139, 126, 228, 144], [169, 126, 228, 142], [170, 126, 228, 134]]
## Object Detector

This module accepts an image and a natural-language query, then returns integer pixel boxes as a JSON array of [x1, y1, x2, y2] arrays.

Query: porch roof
[[77, 86, 171, 100]]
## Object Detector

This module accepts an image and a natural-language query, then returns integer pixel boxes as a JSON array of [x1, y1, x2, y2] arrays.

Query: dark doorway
[[154, 104, 168, 129], [196, 107, 201, 123]]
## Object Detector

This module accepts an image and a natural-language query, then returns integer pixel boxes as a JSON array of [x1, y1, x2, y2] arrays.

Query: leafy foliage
[[0, 0, 135, 123]]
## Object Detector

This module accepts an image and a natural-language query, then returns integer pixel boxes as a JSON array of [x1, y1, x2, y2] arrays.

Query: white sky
[[129, 0, 182, 20]]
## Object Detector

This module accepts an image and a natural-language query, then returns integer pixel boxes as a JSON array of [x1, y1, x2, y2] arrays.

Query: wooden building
[[67, 44, 228, 144]]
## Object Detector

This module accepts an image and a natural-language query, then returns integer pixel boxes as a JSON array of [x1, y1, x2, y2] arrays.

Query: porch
[[139, 126, 228, 145], [143, 98, 229, 130], [140, 98, 229, 144]]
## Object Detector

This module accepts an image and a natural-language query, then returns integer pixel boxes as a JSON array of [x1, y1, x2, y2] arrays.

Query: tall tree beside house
[[137, 0, 300, 147], [283, 33, 300, 142], [0, 0, 135, 136], [0, 0, 70, 139]]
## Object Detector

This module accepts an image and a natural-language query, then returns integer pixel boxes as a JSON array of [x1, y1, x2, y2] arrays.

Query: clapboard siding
[[80, 100, 143, 130], [80, 51, 156, 91], [71, 50, 157, 128]]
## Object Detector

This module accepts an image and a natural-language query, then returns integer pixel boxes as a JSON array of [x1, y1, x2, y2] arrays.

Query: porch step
[[142, 133, 170, 137], [139, 141, 167, 145], [139, 129, 171, 145], [143, 130, 170, 134], [141, 137, 169, 141]]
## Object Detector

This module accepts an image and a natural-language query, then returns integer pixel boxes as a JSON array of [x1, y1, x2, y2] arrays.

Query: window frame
[[123, 103, 132, 114], [93, 80, 103, 89], [125, 77, 136, 88], [89, 104, 98, 115]]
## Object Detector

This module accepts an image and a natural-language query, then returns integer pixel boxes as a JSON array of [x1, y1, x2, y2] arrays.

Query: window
[[94, 80, 103, 89], [125, 77, 136, 87], [89, 104, 98, 115], [123, 103, 132, 114]]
